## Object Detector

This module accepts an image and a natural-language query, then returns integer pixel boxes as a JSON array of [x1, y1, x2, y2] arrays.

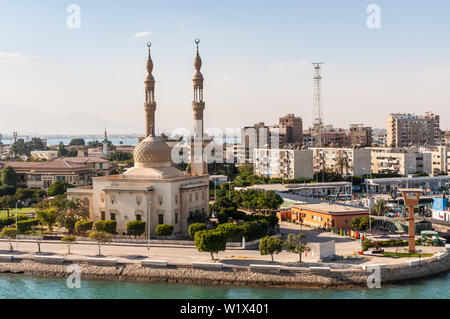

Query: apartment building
[[310, 147, 371, 176], [418, 146, 449, 176], [349, 124, 372, 147], [369, 147, 432, 176], [386, 112, 441, 148], [253, 148, 313, 179]]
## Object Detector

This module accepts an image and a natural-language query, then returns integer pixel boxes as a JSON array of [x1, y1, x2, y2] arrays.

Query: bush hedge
[[126, 220, 146, 237], [156, 224, 174, 238], [94, 220, 117, 234], [188, 223, 207, 239], [16, 218, 39, 233], [75, 220, 93, 234]]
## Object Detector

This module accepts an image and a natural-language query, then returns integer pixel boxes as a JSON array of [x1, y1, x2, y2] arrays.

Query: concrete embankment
[[0, 254, 449, 289]]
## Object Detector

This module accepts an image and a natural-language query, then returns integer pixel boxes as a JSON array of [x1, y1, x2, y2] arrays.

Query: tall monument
[[144, 42, 156, 137], [191, 39, 207, 176]]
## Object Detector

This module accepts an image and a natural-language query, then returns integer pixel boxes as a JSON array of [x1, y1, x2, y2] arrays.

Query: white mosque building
[[68, 41, 210, 238]]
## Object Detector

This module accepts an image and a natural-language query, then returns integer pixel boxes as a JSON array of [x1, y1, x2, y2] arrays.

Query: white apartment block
[[369, 147, 432, 176], [253, 149, 313, 179], [30, 150, 58, 161], [418, 146, 449, 176], [310, 148, 371, 176]]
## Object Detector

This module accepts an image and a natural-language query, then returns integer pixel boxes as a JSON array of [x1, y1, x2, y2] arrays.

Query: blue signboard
[[432, 197, 448, 211]]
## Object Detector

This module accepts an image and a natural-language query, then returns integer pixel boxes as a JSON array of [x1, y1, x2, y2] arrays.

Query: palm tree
[[57, 198, 90, 234], [335, 154, 349, 177], [371, 199, 391, 216]]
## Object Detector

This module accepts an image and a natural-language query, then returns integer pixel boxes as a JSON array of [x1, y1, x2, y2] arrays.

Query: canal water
[[0, 272, 449, 299]]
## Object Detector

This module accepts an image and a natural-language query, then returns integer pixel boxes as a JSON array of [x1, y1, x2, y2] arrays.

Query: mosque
[[67, 40, 210, 238]]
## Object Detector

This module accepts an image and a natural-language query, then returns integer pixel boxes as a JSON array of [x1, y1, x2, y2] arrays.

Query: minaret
[[191, 39, 206, 176], [144, 42, 156, 137], [103, 128, 108, 157]]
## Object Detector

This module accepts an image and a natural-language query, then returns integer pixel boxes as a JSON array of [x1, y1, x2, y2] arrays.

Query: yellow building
[[291, 203, 368, 230]]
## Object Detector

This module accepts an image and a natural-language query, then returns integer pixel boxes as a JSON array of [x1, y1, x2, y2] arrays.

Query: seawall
[[1, 253, 449, 289]]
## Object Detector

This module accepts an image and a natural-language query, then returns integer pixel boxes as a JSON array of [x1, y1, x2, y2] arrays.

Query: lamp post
[[147, 201, 152, 256], [400, 188, 421, 253], [15, 200, 22, 250]]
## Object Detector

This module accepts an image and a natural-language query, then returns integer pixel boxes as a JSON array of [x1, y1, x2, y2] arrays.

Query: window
[[158, 214, 164, 225], [175, 195, 178, 204], [312, 215, 317, 220], [136, 196, 142, 206], [101, 211, 105, 220], [158, 196, 163, 206], [136, 214, 141, 221], [318, 217, 323, 222], [110, 213, 116, 221], [175, 213, 178, 224]]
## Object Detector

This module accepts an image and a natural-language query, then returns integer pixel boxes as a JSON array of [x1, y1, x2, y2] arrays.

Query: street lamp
[[147, 201, 152, 256], [15, 200, 23, 250], [400, 188, 422, 253]]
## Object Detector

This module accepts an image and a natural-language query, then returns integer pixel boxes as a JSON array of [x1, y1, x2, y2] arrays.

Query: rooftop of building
[[292, 202, 368, 215]]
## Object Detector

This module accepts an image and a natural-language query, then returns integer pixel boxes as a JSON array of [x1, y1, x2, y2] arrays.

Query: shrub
[[156, 224, 174, 239], [126, 220, 146, 238], [94, 220, 117, 234], [194, 230, 227, 260], [188, 223, 207, 239], [259, 236, 283, 262], [48, 181, 73, 196], [216, 212, 229, 224], [75, 220, 93, 235], [16, 218, 39, 233], [239, 219, 270, 241], [0, 217, 15, 229], [216, 223, 241, 240]]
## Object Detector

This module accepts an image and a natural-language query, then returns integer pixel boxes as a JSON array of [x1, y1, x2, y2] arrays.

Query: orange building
[[291, 203, 368, 230]]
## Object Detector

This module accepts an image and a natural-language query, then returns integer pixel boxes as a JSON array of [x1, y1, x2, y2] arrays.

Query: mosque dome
[[133, 135, 172, 168]]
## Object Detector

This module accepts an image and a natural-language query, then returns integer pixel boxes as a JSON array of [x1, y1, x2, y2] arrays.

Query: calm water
[[0, 272, 449, 299]]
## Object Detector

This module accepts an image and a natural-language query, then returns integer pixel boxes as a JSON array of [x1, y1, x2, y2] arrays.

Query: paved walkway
[[0, 222, 445, 269]]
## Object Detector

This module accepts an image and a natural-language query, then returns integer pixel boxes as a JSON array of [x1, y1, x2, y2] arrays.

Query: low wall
[[1, 253, 449, 289]]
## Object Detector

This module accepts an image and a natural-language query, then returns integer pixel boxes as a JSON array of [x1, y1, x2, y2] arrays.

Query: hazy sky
[[1, 0, 449, 136]]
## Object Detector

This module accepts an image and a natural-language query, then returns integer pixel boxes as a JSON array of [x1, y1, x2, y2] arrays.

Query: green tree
[[371, 199, 391, 216], [350, 216, 373, 231], [0, 195, 15, 217], [284, 233, 310, 263], [16, 218, 39, 233], [194, 230, 227, 260], [1, 166, 18, 186], [0, 227, 19, 251], [126, 220, 146, 238], [48, 181, 73, 196], [89, 231, 112, 255], [57, 142, 68, 157], [34, 189, 47, 200], [15, 188, 35, 201], [188, 223, 207, 239], [36, 207, 59, 231], [156, 224, 174, 239], [216, 223, 241, 240], [68, 138, 85, 146], [61, 235, 76, 254], [56, 198, 90, 234], [259, 236, 283, 262]]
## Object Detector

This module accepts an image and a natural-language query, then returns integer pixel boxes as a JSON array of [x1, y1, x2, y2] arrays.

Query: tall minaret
[[191, 39, 206, 176], [144, 42, 156, 137], [103, 128, 108, 157]]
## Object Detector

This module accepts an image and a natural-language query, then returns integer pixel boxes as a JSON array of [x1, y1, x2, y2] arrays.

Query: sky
[[1, 0, 449, 136]]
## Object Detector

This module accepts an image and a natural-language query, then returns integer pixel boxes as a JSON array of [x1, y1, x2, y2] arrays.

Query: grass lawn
[[381, 252, 433, 259], [0, 207, 36, 218]]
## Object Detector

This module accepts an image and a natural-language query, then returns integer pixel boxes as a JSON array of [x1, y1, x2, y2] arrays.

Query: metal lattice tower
[[312, 62, 324, 126]]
